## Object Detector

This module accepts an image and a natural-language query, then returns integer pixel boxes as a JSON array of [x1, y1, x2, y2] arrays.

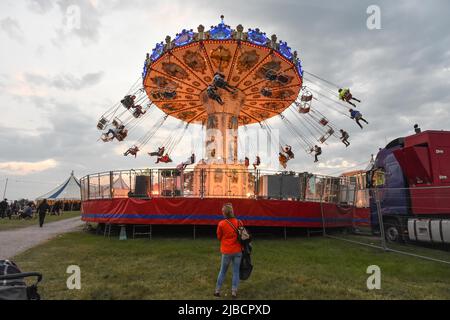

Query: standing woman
[[214, 203, 243, 299]]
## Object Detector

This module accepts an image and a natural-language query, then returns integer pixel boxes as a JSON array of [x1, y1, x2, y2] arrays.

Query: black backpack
[[239, 251, 253, 280], [224, 220, 253, 280]]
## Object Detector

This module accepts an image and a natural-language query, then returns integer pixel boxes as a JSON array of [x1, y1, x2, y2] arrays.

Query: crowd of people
[[0, 198, 80, 221]]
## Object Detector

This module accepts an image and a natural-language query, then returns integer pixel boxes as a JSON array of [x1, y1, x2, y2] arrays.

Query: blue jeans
[[215, 252, 242, 291]]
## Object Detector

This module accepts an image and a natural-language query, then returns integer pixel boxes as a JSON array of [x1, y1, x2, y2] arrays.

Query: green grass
[[0, 211, 80, 231], [13, 232, 450, 300]]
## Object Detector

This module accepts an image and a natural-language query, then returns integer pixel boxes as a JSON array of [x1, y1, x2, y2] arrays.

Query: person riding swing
[[148, 146, 165, 157], [349, 109, 369, 129], [207, 85, 224, 105], [156, 153, 172, 164], [339, 129, 350, 147], [284, 145, 294, 159], [338, 88, 361, 107], [124, 146, 140, 158], [279, 153, 288, 169], [213, 73, 236, 93], [252, 156, 261, 170], [121, 95, 136, 109], [132, 105, 146, 118], [313, 145, 322, 163]]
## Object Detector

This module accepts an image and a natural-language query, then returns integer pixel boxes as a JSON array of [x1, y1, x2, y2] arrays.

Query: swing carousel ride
[[81, 17, 369, 229]]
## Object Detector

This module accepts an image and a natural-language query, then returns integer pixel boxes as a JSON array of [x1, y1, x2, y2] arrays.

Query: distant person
[[252, 156, 261, 170], [132, 105, 146, 118], [244, 157, 250, 167], [121, 95, 136, 109], [338, 88, 361, 107], [176, 153, 196, 170], [284, 145, 294, 159], [102, 125, 127, 142], [339, 129, 350, 147], [124, 146, 140, 158], [21, 203, 33, 219], [313, 145, 322, 163], [213, 72, 236, 93], [53, 201, 62, 216], [11, 201, 19, 217], [279, 152, 288, 169], [414, 124, 421, 134], [36, 199, 50, 228], [214, 203, 244, 299], [349, 109, 369, 129], [207, 85, 224, 105], [148, 146, 165, 157], [155, 153, 172, 164], [0, 198, 7, 219]]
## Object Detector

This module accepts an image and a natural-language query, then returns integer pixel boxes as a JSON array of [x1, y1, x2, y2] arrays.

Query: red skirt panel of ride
[[82, 198, 370, 228]]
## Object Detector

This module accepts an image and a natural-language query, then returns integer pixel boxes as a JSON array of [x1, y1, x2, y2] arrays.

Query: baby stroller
[[0, 260, 42, 300]]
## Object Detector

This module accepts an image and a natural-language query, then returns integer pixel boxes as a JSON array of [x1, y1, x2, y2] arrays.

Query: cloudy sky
[[0, 0, 449, 200]]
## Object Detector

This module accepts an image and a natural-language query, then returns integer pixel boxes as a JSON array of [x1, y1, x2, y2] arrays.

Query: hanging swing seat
[[112, 118, 123, 128], [101, 133, 112, 142], [326, 127, 335, 136], [319, 118, 329, 126], [97, 117, 108, 130], [319, 128, 335, 144], [132, 107, 145, 118], [121, 96, 135, 109], [265, 69, 278, 81], [276, 74, 289, 84], [116, 129, 128, 142], [299, 106, 310, 114], [300, 93, 313, 102]]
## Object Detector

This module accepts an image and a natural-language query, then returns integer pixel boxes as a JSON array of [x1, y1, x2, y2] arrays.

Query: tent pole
[[2, 178, 8, 199]]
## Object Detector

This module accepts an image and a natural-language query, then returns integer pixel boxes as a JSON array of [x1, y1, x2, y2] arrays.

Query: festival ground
[[13, 229, 450, 300]]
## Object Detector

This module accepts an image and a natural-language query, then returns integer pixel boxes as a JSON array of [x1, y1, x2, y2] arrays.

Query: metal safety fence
[[80, 168, 357, 204], [322, 185, 450, 265]]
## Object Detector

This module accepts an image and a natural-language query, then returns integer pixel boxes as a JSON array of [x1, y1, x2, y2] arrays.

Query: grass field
[[0, 211, 81, 231], [13, 231, 450, 300]]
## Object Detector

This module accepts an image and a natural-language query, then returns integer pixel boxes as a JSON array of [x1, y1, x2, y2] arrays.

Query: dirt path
[[0, 217, 84, 259]]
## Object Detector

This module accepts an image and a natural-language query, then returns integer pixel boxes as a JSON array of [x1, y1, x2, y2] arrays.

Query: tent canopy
[[36, 171, 81, 201]]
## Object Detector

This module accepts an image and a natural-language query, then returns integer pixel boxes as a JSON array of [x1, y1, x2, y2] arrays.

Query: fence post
[[129, 170, 132, 195], [149, 169, 153, 199], [374, 188, 387, 250], [87, 175, 90, 200], [200, 169, 204, 199], [320, 177, 326, 236], [110, 171, 113, 199], [98, 174, 101, 199]]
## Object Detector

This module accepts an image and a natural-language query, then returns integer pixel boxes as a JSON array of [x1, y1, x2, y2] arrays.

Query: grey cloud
[[0, 74, 9, 87], [25, 71, 104, 90], [4, 0, 450, 199], [0, 17, 25, 42]]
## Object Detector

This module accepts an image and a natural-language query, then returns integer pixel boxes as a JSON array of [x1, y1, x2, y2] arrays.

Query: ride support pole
[[320, 179, 326, 237], [374, 188, 387, 251]]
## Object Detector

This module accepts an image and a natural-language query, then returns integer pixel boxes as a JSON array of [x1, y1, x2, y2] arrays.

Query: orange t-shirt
[[217, 218, 243, 254]]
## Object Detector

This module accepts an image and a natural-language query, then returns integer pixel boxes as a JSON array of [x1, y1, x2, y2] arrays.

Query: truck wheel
[[384, 220, 401, 242]]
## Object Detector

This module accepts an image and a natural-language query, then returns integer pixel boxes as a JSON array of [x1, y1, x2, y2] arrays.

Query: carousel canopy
[[36, 171, 81, 201], [142, 17, 303, 126]]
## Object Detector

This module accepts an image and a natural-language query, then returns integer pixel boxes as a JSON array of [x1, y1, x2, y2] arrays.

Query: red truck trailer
[[367, 130, 450, 243]]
